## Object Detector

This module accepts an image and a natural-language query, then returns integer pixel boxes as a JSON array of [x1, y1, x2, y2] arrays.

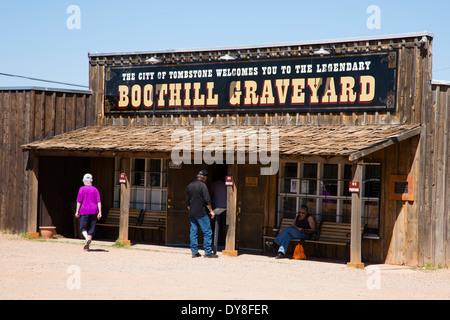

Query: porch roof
[[22, 124, 421, 161]]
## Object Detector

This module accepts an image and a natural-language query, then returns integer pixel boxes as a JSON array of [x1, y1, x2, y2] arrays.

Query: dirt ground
[[0, 233, 449, 300]]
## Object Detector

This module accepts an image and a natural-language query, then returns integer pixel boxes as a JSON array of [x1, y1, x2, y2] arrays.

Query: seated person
[[266, 205, 316, 259]]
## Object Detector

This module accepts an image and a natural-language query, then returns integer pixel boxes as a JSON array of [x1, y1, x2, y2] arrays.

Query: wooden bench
[[305, 221, 364, 246], [97, 208, 143, 228], [304, 221, 366, 258], [263, 218, 365, 257], [132, 210, 167, 243]]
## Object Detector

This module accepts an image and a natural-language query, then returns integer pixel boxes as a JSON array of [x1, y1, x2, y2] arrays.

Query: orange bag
[[293, 244, 306, 260]]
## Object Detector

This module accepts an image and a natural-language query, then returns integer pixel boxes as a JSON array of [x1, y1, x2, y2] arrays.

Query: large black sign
[[104, 50, 397, 115]]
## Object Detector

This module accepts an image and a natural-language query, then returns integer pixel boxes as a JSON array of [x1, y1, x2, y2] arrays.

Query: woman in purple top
[[75, 173, 102, 250]]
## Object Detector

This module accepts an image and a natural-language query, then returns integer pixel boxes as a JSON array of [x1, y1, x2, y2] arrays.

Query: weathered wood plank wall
[[0, 89, 92, 232], [421, 84, 449, 266], [361, 83, 449, 267]]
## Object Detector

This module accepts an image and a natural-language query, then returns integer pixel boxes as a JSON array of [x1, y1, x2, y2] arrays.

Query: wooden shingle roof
[[22, 124, 421, 161]]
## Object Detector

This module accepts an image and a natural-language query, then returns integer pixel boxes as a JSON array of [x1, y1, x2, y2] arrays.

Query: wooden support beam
[[119, 157, 131, 246], [223, 164, 238, 256], [26, 153, 39, 239], [347, 162, 364, 269]]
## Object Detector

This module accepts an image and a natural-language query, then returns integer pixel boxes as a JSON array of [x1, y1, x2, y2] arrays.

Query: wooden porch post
[[347, 162, 364, 269], [223, 164, 238, 256], [27, 153, 39, 238], [119, 157, 131, 246]]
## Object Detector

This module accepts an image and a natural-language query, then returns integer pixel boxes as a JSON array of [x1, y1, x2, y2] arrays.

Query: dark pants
[[79, 214, 97, 236]]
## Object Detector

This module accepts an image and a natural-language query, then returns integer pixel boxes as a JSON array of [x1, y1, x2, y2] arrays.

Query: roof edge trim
[[0, 86, 91, 95], [88, 31, 434, 58]]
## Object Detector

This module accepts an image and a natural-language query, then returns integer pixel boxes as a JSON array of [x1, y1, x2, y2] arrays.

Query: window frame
[[277, 160, 381, 237], [113, 158, 168, 211]]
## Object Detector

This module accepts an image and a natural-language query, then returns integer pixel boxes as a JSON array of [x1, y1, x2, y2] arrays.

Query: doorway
[[236, 164, 266, 250], [165, 163, 269, 251], [38, 156, 114, 238], [166, 163, 228, 246]]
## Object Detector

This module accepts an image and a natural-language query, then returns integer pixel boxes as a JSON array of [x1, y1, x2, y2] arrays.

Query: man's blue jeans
[[189, 215, 213, 254], [274, 226, 310, 254]]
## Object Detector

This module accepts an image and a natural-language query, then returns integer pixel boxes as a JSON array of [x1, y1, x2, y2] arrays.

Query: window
[[278, 162, 381, 236], [361, 164, 381, 235], [114, 158, 168, 211]]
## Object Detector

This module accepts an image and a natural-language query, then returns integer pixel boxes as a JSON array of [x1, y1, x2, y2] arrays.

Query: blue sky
[[1, 1, 449, 90]]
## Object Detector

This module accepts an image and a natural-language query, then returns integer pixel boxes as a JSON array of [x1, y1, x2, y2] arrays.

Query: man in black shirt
[[186, 170, 218, 258]]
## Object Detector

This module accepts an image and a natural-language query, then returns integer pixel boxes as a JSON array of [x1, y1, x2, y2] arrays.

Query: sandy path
[[0, 233, 448, 300]]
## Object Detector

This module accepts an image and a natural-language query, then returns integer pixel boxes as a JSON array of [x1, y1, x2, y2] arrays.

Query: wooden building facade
[[3, 32, 449, 267], [0, 88, 93, 234]]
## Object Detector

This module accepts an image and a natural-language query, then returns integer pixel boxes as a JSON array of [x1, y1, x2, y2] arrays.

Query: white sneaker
[[83, 239, 91, 250]]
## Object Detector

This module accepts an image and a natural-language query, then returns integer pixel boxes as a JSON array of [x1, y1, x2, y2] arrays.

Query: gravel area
[[0, 233, 449, 300]]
